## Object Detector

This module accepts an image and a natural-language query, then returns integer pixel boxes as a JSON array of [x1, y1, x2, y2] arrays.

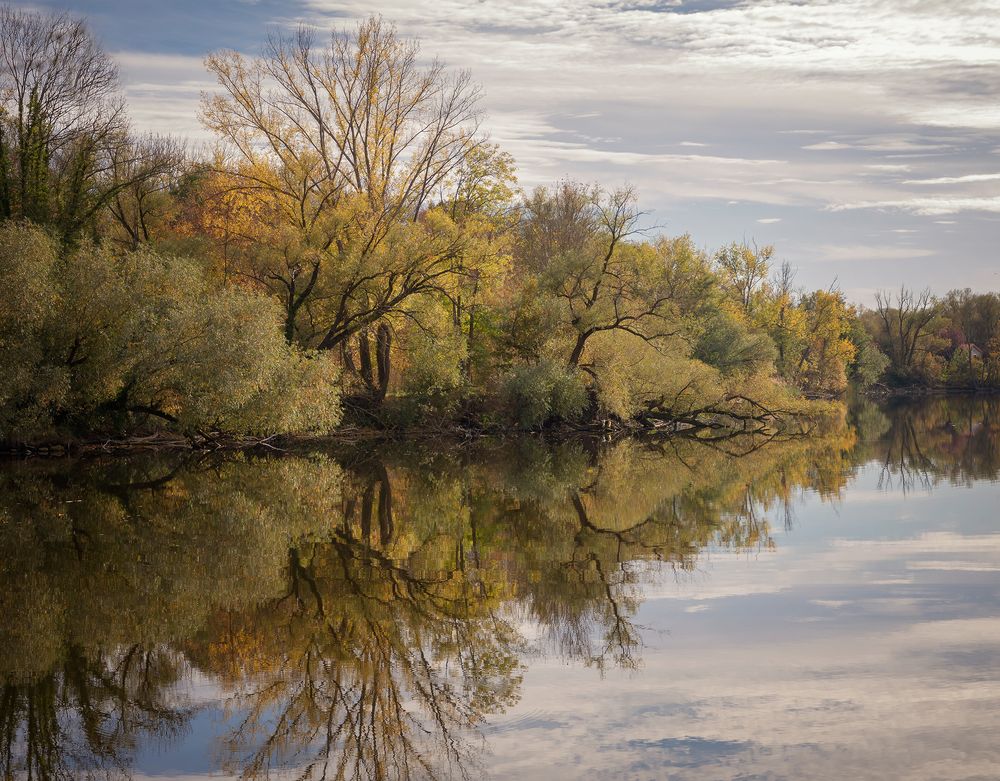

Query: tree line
[[1, 7, 995, 445]]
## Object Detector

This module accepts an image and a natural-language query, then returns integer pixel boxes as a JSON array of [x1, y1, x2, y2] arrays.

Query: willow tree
[[201, 17, 484, 398], [519, 183, 695, 369], [0, 222, 341, 442], [513, 183, 731, 420]]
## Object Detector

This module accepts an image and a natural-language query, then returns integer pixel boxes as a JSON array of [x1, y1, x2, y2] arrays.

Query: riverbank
[[2, 404, 832, 459], [866, 383, 1000, 398]]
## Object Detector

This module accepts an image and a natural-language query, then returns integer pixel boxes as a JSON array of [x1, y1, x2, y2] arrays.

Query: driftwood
[[636, 393, 816, 436]]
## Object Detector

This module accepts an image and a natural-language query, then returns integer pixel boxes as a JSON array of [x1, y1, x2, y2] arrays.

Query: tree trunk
[[360, 482, 374, 544], [358, 329, 375, 395], [375, 323, 392, 402]]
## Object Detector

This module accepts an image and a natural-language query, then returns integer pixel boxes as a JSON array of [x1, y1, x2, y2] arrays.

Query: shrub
[[0, 222, 341, 441], [501, 360, 588, 428]]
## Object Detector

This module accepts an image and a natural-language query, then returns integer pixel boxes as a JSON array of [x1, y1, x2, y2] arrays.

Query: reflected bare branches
[[10, 401, 990, 778]]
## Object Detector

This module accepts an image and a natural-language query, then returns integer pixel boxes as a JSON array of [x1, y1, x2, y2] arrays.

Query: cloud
[[53, 0, 999, 297], [865, 163, 912, 172], [903, 172, 1000, 185], [804, 141, 853, 151], [806, 138, 954, 153], [812, 244, 936, 262], [112, 51, 216, 139], [830, 196, 1000, 216], [757, 217, 782, 224]]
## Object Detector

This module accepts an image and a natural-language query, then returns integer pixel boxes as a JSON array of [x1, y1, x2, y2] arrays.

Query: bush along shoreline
[[2, 8, 998, 455]]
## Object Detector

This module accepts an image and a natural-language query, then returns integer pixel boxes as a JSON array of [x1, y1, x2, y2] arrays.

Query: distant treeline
[[0, 8, 995, 445]]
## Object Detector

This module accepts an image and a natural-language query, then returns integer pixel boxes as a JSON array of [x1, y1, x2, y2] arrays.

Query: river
[[2, 397, 998, 780]]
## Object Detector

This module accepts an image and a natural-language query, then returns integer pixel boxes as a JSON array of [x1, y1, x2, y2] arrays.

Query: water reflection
[[1, 398, 999, 779], [852, 396, 1000, 489]]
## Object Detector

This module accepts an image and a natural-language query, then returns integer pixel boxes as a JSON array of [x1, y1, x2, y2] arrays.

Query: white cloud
[[813, 244, 936, 262], [864, 163, 912, 172], [112, 51, 216, 140], [904, 172, 1000, 185], [804, 141, 854, 151], [830, 196, 1000, 216]]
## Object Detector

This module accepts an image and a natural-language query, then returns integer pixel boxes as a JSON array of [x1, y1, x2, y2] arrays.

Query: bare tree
[[874, 287, 939, 377], [0, 6, 127, 237]]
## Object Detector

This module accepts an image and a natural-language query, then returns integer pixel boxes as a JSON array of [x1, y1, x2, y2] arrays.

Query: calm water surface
[[2, 398, 999, 780]]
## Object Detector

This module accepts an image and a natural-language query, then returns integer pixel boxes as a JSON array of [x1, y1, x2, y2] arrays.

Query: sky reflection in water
[[1, 397, 999, 780]]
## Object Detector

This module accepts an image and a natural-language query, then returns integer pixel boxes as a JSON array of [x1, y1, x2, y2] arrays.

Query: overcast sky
[[21, 0, 1000, 303]]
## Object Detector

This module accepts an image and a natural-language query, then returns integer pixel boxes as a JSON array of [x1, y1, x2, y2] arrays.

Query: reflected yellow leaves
[[3, 400, 998, 779]]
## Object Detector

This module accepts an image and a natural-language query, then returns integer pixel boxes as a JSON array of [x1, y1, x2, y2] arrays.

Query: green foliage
[[852, 342, 891, 389], [942, 348, 978, 386], [0, 222, 69, 436], [694, 308, 777, 374], [398, 322, 469, 419], [113, 254, 341, 434], [0, 221, 341, 441], [501, 359, 588, 428]]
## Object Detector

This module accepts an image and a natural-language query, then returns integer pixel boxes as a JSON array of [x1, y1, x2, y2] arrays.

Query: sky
[[18, 0, 1000, 304]]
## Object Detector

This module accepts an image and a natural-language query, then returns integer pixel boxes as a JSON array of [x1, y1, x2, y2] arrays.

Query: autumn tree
[[715, 241, 774, 318], [439, 142, 519, 379], [0, 222, 341, 442], [201, 17, 485, 400], [518, 182, 691, 369], [792, 289, 857, 394], [760, 260, 806, 378], [103, 133, 186, 249]]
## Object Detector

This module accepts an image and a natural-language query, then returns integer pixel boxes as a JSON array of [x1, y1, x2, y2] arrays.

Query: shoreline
[[12, 386, 1000, 459], [0, 415, 816, 460], [865, 385, 1000, 399]]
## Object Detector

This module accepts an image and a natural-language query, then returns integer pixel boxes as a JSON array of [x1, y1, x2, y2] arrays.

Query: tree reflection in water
[[2, 399, 998, 779], [0, 646, 188, 780]]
